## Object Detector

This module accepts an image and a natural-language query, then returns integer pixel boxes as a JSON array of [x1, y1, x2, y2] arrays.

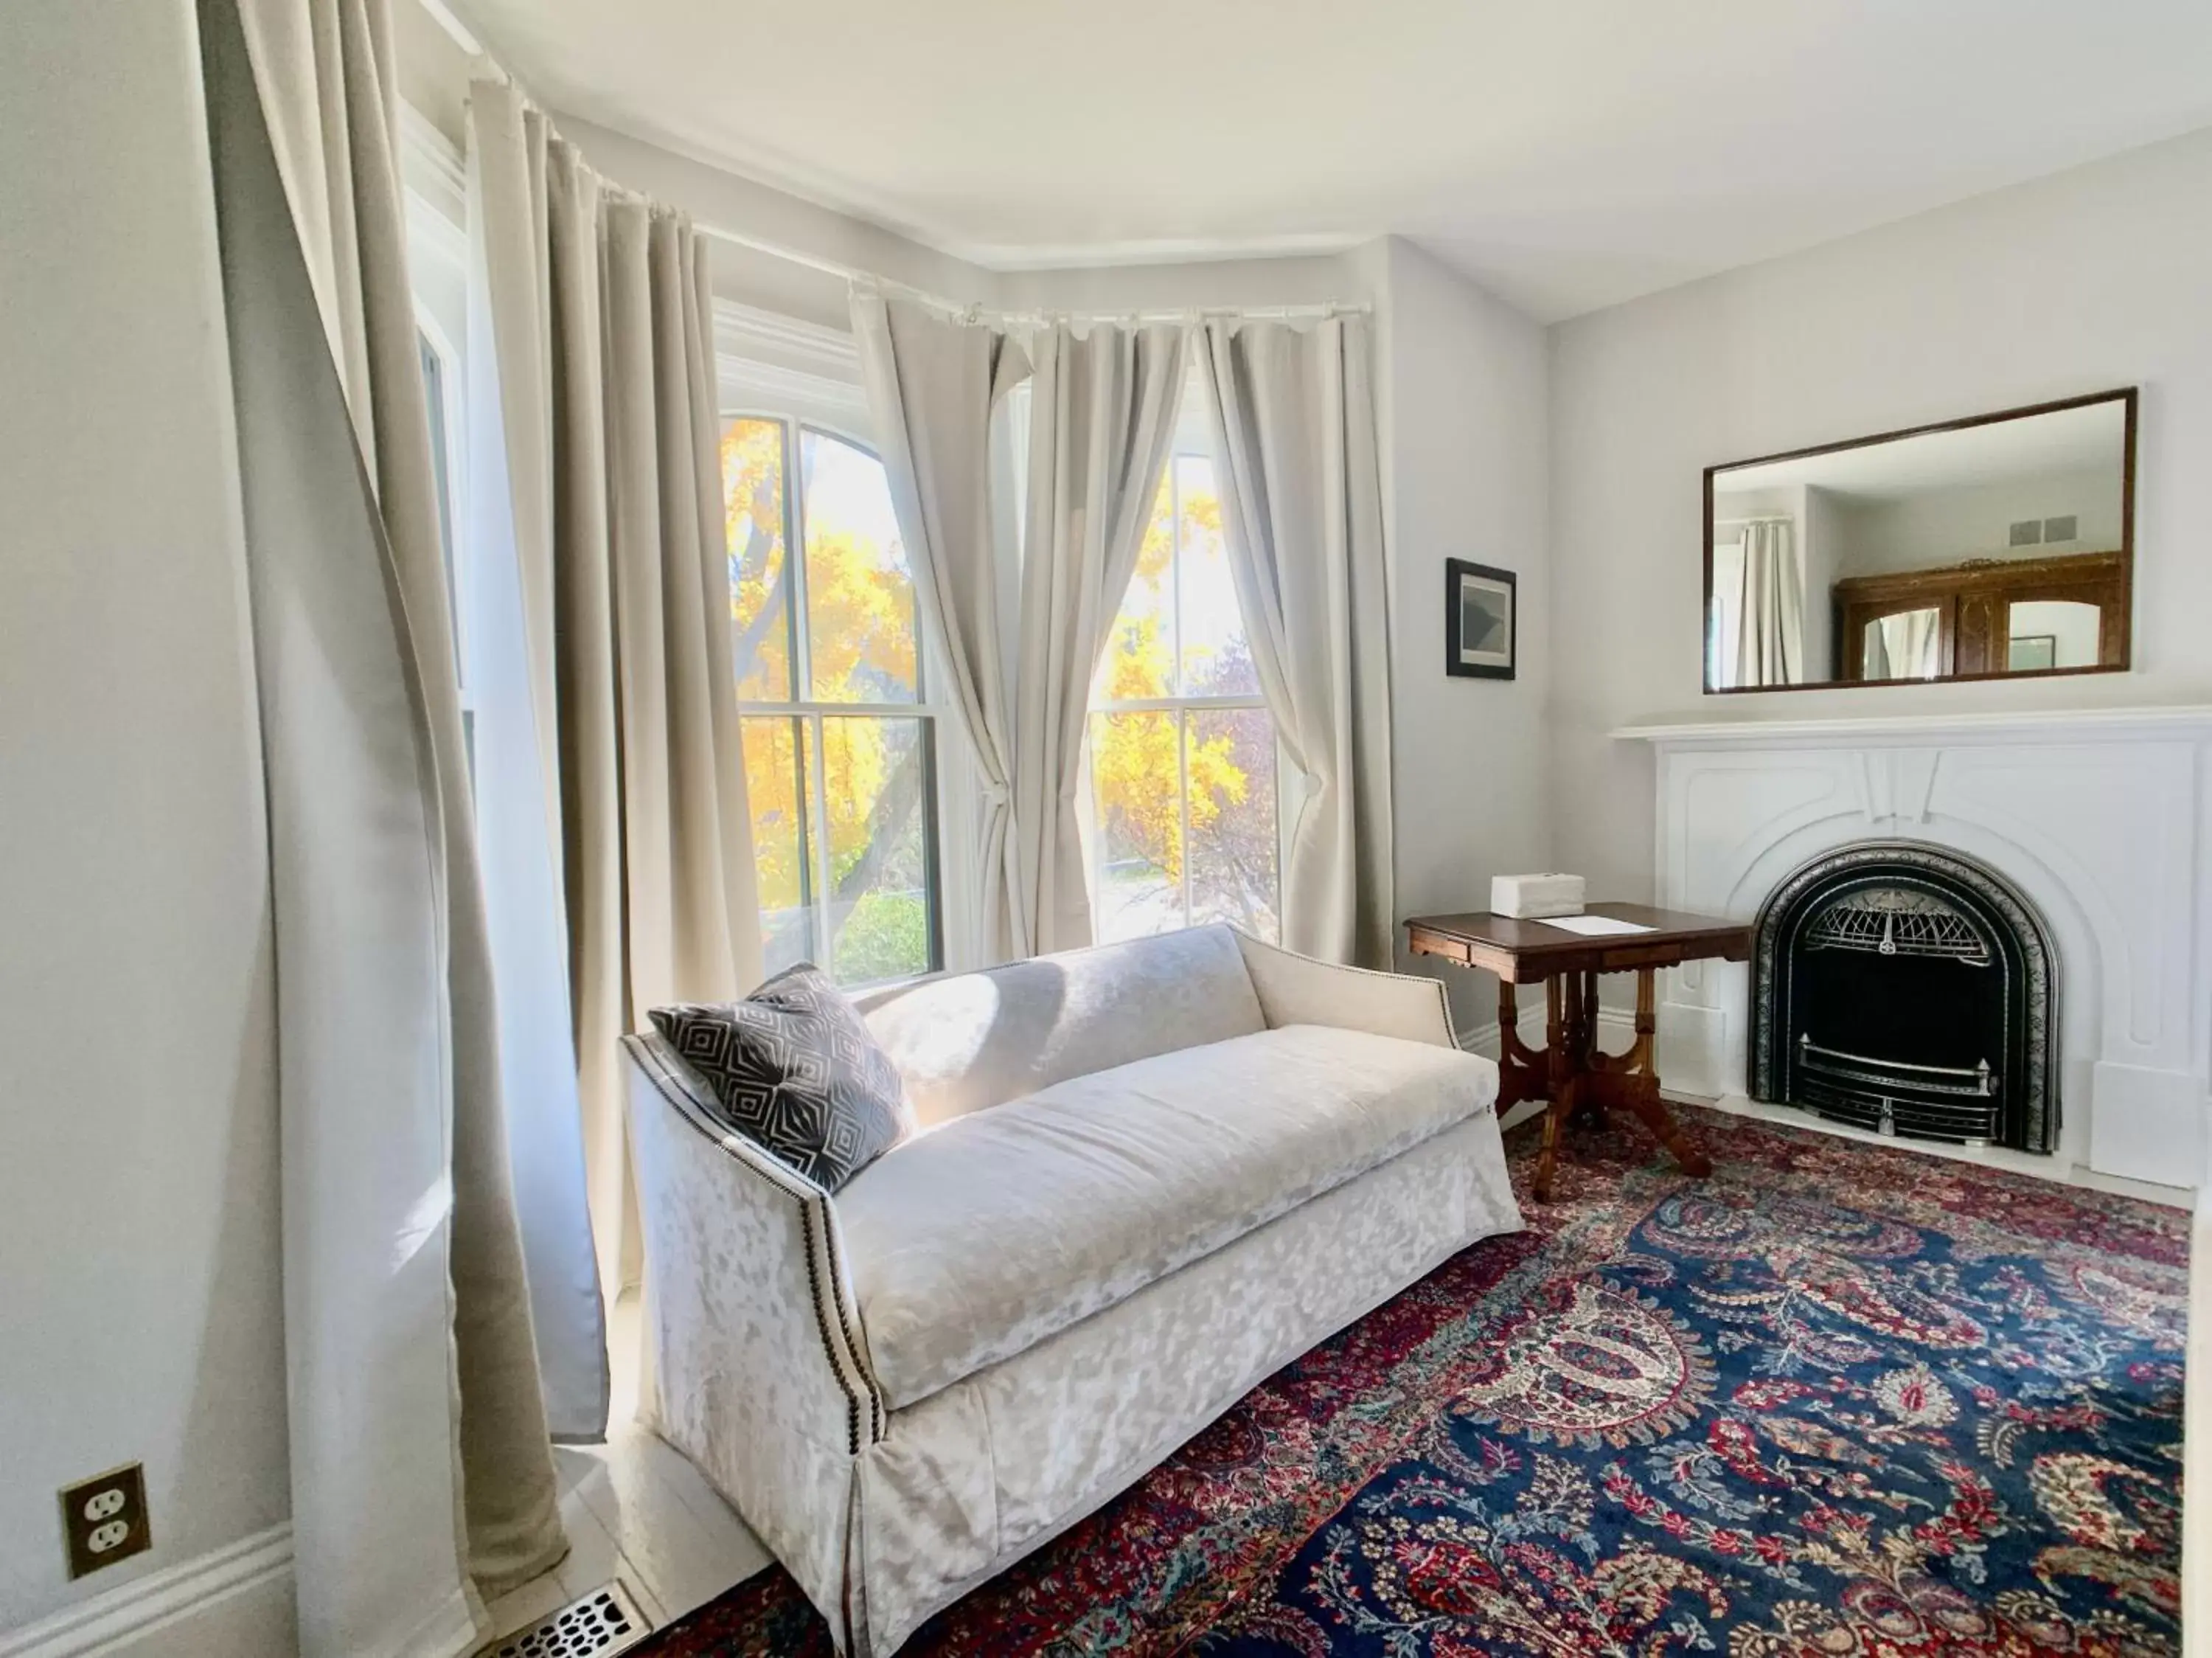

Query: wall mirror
[[1703, 389, 2135, 692]]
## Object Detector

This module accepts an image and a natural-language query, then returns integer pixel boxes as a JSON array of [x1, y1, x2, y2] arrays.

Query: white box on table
[[1490, 873, 1585, 920]]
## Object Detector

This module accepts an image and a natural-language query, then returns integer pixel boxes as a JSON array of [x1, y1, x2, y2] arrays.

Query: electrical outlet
[[59, 1463, 150, 1578]]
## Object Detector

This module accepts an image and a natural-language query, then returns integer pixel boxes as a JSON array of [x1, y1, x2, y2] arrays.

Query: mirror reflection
[[1704, 391, 2134, 691]]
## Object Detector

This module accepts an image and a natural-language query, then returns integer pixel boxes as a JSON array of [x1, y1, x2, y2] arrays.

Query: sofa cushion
[[834, 1022, 1498, 1409], [650, 965, 913, 1191], [852, 923, 1267, 1128]]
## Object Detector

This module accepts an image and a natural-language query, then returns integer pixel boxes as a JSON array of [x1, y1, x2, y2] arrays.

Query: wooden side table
[[1405, 903, 1753, 1202]]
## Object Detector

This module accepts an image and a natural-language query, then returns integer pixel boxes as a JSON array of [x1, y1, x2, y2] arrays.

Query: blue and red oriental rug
[[639, 1105, 2190, 1657]]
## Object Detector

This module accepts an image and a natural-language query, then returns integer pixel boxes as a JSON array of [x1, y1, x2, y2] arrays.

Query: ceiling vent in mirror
[[2008, 519, 2042, 547], [2042, 515, 2077, 542]]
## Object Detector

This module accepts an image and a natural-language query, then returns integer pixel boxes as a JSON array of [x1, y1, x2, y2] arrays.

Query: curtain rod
[[694, 219, 1371, 325]]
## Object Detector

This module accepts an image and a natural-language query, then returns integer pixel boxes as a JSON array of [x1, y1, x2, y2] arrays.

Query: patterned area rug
[[635, 1106, 2190, 1656]]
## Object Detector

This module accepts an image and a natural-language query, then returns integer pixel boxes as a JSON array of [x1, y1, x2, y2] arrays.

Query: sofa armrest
[[1233, 931, 1458, 1050], [623, 1033, 885, 1463]]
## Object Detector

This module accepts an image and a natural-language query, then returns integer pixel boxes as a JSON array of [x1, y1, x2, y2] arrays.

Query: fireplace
[[1749, 841, 2059, 1152]]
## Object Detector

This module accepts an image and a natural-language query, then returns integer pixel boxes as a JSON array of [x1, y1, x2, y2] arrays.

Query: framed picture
[[2008, 634, 2057, 671], [1446, 559, 1517, 679]]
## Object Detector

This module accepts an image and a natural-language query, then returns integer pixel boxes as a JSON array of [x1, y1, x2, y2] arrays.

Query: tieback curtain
[[1011, 319, 1192, 956], [1198, 316, 1397, 969], [850, 291, 1034, 960]]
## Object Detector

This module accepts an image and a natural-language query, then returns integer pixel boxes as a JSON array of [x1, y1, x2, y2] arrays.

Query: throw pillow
[[650, 965, 912, 1190]]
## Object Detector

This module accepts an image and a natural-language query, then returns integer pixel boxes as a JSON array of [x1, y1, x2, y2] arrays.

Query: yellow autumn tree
[[724, 418, 928, 979], [1088, 472, 1251, 889]]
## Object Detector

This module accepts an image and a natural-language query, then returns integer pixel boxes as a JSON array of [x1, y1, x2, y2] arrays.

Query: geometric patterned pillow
[[649, 963, 913, 1192]]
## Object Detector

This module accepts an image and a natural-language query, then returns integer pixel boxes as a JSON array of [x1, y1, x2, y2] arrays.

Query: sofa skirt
[[835, 1107, 1523, 1655]]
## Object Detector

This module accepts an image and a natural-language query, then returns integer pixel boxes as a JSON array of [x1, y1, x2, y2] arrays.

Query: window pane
[[1089, 709, 1181, 942], [1173, 454, 1255, 696], [741, 715, 814, 975], [1093, 465, 1177, 703], [1186, 707, 1278, 943], [801, 430, 917, 704], [724, 418, 793, 701], [820, 715, 935, 982]]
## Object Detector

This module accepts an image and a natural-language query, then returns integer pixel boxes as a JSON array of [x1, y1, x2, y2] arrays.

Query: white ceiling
[[455, 0, 2212, 321]]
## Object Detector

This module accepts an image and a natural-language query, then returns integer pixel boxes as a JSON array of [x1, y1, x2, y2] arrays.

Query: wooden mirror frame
[[1702, 387, 2138, 694]]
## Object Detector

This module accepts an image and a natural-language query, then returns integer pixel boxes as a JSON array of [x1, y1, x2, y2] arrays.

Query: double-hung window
[[723, 416, 943, 985], [1088, 400, 1281, 943]]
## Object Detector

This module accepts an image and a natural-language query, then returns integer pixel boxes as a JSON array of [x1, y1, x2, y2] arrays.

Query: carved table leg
[[1571, 971, 1610, 1128], [1619, 1076, 1714, 1179], [1532, 974, 1571, 1204], [1579, 968, 1711, 1180], [1630, 968, 1658, 1075], [1494, 977, 1538, 1107]]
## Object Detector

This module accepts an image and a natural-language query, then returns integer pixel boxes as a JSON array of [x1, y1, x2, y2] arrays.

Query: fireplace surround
[[1749, 841, 2059, 1151], [1627, 706, 2212, 1187]]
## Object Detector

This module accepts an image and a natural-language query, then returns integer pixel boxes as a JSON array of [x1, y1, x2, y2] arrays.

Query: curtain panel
[[850, 291, 1034, 961], [200, 1, 564, 1652], [469, 82, 765, 1318], [1012, 321, 1192, 955], [1727, 518, 1804, 687], [1198, 316, 1396, 969]]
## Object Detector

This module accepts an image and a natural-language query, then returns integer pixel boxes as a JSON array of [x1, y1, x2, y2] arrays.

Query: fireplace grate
[[1798, 1077, 2001, 1145], [1750, 842, 2059, 1154], [1804, 889, 1992, 964]]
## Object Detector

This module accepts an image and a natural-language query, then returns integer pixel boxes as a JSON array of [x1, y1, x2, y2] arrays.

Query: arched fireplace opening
[[1749, 841, 2059, 1152]]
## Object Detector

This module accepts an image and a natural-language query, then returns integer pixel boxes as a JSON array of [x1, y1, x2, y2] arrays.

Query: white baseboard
[[0, 1527, 293, 1658]]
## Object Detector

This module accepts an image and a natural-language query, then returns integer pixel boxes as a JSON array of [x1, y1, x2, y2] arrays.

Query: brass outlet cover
[[59, 1463, 150, 1579]]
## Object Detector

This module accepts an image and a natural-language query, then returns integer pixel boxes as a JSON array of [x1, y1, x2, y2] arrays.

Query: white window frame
[[1085, 389, 1289, 942], [724, 409, 967, 985], [400, 103, 475, 768]]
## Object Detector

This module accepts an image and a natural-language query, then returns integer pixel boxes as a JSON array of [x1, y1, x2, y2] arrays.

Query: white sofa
[[622, 924, 1522, 1656]]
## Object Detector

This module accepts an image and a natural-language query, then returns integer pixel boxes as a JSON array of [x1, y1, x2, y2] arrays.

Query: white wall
[[1364, 238, 1552, 1035], [1839, 464, 2124, 575], [1, 0, 291, 1645], [1800, 485, 1846, 679], [1549, 126, 2212, 901]]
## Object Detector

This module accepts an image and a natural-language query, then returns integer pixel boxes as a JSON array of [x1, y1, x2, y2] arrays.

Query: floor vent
[[479, 1582, 652, 1658]]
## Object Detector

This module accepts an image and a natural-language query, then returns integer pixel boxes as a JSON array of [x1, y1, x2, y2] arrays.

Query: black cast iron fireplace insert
[[1749, 841, 2059, 1152]]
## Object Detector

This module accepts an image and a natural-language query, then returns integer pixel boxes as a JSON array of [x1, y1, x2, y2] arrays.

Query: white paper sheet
[[1532, 914, 1655, 937]]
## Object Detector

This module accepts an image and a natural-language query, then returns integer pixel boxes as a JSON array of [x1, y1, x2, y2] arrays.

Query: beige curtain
[[1728, 518, 1805, 687], [1012, 321, 1191, 954], [470, 83, 763, 1305], [201, 1, 563, 1651], [1198, 317, 1396, 969], [850, 291, 1033, 960]]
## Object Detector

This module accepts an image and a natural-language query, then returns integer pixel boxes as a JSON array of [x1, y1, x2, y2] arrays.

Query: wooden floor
[[479, 1293, 771, 1648]]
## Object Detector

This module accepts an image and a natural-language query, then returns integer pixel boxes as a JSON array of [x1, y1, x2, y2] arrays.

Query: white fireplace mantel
[[1620, 705, 2212, 1188]]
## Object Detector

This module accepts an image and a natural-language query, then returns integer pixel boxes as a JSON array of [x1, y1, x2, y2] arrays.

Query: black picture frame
[[1445, 558, 1517, 680]]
